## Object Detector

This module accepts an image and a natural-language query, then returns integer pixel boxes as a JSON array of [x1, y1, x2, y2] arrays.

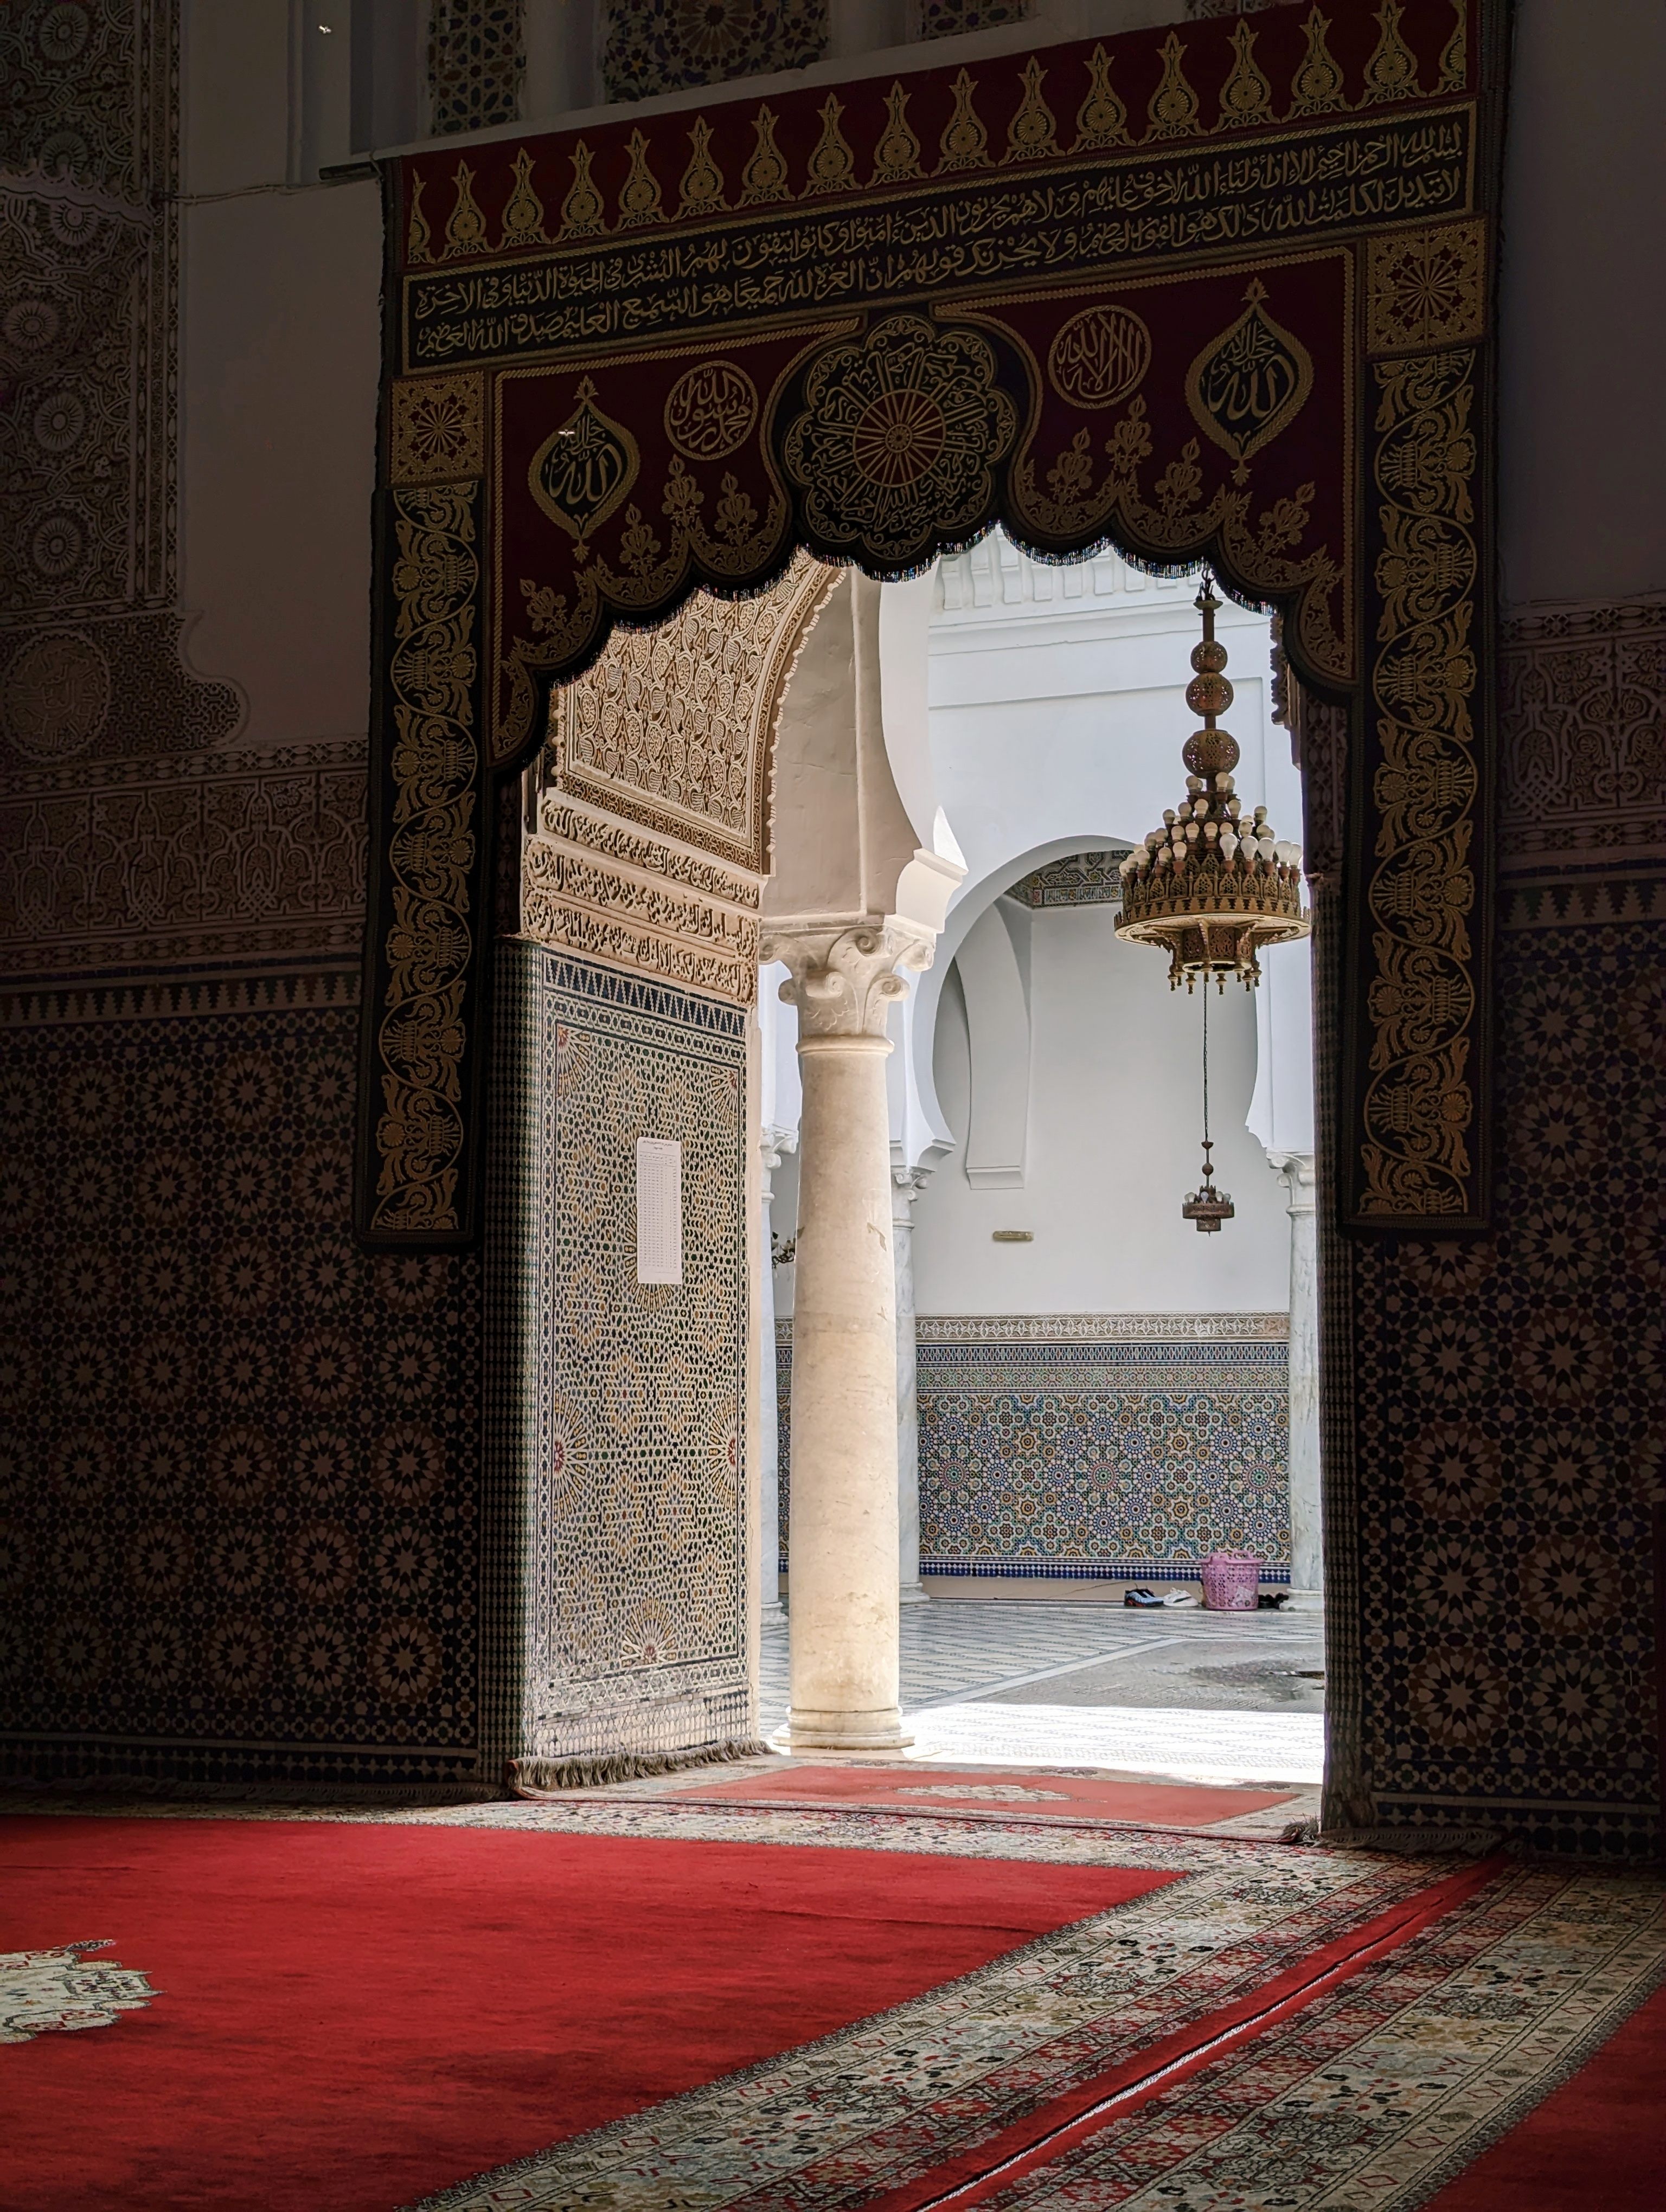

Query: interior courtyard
[[2, 2, 1663, 2205]]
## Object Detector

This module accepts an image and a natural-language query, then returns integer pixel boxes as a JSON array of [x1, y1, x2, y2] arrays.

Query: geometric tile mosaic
[[602, 3, 828, 106], [0, 984, 485, 1788], [778, 1323, 1290, 1581], [1350, 901, 1666, 1856], [490, 948, 752, 1767]]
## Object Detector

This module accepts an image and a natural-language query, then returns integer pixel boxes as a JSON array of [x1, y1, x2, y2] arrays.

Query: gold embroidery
[[1367, 221, 1487, 353], [1047, 304, 1151, 410], [1360, 346, 1480, 1216], [783, 316, 1017, 566], [872, 83, 923, 184], [443, 160, 488, 255], [663, 360, 759, 464], [740, 105, 791, 203], [1361, 1, 1421, 105], [1184, 279, 1315, 484], [1217, 21, 1274, 131], [676, 119, 728, 217], [937, 70, 989, 172], [1287, 7, 1348, 118], [803, 95, 857, 196], [389, 373, 484, 487], [1073, 45, 1129, 150], [1146, 32, 1200, 141], [528, 378, 640, 546], [406, 175, 432, 265], [374, 484, 478, 1234], [1003, 58, 1060, 164], [559, 143, 606, 239], [1437, 0, 1468, 93], [501, 148, 549, 247], [617, 130, 664, 228]]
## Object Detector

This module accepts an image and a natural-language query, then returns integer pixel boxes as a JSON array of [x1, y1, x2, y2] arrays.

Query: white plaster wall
[[1498, 0, 1666, 609], [915, 901, 1293, 1316], [179, 1, 383, 749], [928, 544, 1302, 886]]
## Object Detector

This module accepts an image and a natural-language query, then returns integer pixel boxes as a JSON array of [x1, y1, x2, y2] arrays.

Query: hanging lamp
[[1115, 573, 1311, 1230], [1115, 574, 1309, 989]]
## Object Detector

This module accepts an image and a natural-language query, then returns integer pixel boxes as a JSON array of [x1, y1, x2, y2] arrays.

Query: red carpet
[[676, 1763, 1295, 1825], [1425, 1978, 1666, 2209], [0, 1814, 1175, 2211]]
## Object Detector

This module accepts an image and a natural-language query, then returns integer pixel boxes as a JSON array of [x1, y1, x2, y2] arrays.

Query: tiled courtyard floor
[[756, 1596, 1327, 1792]]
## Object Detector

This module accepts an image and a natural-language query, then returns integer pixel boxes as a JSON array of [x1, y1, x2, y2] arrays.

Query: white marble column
[[760, 919, 933, 1751], [1269, 1151, 1323, 1610], [758, 1124, 796, 1624], [892, 1166, 931, 1604]]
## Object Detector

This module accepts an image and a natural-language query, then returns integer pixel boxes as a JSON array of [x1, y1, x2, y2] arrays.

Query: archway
[[355, 4, 1509, 1833]]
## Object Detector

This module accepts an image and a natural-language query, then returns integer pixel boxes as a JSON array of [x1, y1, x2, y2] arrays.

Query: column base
[[787, 1708, 914, 1752], [1280, 1588, 1325, 1612], [899, 1579, 930, 1605], [760, 1600, 787, 1625]]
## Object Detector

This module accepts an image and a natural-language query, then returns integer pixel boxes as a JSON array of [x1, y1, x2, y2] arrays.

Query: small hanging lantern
[[1115, 575, 1309, 990], [1180, 988, 1234, 1233]]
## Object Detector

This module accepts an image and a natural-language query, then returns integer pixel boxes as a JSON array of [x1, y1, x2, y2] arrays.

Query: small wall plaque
[[636, 1136, 683, 1284], [991, 1229, 1034, 1243]]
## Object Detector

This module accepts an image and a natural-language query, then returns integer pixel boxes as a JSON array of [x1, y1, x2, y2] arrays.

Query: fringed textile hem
[[506, 1739, 777, 1795]]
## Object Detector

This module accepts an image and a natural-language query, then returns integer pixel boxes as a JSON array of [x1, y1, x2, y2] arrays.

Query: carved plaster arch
[[518, 554, 838, 1006]]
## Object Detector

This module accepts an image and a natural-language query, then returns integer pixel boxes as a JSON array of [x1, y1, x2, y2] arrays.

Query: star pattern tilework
[[776, 1331, 1290, 1578], [0, 994, 484, 1786], [1352, 910, 1666, 1851]]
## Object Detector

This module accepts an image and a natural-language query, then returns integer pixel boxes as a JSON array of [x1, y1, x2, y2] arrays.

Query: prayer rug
[[8, 1798, 1658, 2211], [1, 1813, 1171, 2211], [667, 1764, 1297, 1829]]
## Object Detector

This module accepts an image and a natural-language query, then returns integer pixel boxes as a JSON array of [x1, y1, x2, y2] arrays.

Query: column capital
[[1265, 1148, 1317, 1213], [760, 917, 937, 1041], [760, 1123, 798, 1179]]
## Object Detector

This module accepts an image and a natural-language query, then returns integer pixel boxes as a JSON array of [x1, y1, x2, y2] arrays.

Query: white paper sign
[[635, 1136, 683, 1285]]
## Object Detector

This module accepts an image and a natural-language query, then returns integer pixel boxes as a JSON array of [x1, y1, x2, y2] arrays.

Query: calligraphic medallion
[[1047, 304, 1151, 410], [529, 377, 639, 544], [783, 314, 1016, 564], [663, 360, 759, 463], [1184, 279, 1314, 483]]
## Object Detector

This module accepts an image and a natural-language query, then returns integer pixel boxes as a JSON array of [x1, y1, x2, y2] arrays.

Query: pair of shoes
[[1123, 1587, 1164, 1607]]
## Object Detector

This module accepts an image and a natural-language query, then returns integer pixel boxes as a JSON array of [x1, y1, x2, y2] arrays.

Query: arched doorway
[[355, 8, 1518, 1840]]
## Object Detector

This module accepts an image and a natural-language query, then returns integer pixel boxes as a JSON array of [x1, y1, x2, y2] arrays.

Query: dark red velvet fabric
[[0, 1814, 1174, 2210]]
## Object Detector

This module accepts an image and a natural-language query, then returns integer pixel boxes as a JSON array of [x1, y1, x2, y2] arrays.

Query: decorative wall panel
[[0, 979, 485, 1790], [370, 0, 1509, 1244], [601, 3, 829, 106], [0, 5, 495, 1796], [488, 945, 752, 1771], [1498, 600, 1666, 875], [1350, 892, 1666, 1855], [428, 2, 526, 137], [776, 1316, 1290, 1581], [0, 741, 367, 977]]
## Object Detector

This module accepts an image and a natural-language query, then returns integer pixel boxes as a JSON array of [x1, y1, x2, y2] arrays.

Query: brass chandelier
[[1114, 574, 1311, 1231], [1115, 575, 1309, 990]]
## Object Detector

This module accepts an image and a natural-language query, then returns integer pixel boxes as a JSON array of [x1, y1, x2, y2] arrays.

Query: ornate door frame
[[356, 0, 1507, 1249]]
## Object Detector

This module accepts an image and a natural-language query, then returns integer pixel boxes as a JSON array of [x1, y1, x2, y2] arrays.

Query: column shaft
[[893, 1169, 929, 1603], [1277, 1153, 1323, 1609], [787, 1034, 907, 1747]]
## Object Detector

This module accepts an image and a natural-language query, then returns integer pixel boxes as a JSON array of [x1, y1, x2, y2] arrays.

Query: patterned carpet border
[[972, 1864, 1665, 2212]]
